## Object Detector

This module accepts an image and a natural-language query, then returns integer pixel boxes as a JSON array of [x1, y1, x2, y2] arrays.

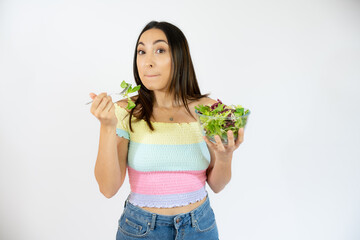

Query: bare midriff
[[140, 195, 207, 216]]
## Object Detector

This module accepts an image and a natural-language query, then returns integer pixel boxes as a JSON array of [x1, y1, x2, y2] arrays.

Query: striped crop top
[[114, 103, 211, 208]]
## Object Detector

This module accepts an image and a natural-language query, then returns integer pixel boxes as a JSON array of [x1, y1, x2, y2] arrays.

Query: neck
[[153, 90, 182, 109]]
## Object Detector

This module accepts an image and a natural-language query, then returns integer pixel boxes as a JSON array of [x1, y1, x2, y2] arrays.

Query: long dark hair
[[128, 21, 210, 132]]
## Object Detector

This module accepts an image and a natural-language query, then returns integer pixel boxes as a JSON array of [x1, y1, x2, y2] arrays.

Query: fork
[[85, 85, 130, 105]]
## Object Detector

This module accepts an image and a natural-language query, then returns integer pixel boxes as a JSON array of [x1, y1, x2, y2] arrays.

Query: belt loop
[[190, 212, 197, 228], [150, 214, 156, 230], [124, 195, 130, 208]]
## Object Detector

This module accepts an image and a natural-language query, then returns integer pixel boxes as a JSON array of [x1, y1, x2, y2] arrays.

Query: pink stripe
[[128, 166, 207, 195]]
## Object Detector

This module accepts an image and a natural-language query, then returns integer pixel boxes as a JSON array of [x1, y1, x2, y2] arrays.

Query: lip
[[145, 74, 160, 77]]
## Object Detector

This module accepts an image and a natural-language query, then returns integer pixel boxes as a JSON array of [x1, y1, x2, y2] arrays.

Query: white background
[[0, 0, 359, 239]]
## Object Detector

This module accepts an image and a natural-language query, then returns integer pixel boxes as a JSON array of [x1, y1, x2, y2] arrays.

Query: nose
[[144, 53, 154, 68]]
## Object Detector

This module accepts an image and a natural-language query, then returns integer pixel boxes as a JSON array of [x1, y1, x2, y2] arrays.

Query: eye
[[137, 50, 145, 55], [156, 48, 165, 54]]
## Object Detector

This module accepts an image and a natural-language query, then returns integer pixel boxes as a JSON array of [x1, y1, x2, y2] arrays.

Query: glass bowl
[[195, 108, 250, 144]]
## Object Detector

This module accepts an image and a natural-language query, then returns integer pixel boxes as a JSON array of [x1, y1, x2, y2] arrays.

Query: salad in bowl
[[195, 99, 250, 144]]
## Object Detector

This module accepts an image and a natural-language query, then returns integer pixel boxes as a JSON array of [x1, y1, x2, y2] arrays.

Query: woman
[[90, 21, 244, 240]]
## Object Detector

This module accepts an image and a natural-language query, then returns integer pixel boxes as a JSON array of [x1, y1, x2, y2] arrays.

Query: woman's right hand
[[89, 92, 117, 127]]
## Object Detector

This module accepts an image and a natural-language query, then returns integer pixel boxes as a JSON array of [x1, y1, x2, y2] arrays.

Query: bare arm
[[91, 93, 128, 198], [94, 125, 128, 198], [206, 150, 232, 193], [201, 97, 243, 193]]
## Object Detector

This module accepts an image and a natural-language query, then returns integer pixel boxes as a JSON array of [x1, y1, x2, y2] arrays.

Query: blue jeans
[[116, 195, 219, 240]]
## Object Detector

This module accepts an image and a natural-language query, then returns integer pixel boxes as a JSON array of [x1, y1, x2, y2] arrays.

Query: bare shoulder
[[187, 97, 217, 121], [198, 97, 217, 106]]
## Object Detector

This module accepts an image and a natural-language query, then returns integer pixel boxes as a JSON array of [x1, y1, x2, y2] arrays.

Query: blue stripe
[[128, 141, 211, 171], [116, 128, 130, 140]]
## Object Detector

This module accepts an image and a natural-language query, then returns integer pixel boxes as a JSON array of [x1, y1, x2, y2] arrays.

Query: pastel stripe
[[114, 103, 212, 208], [116, 128, 130, 140], [128, 141, 210, 171], [128, 166, 207, 195], [114, 104, 205, 145], [129, 122, 204, 145], [128, 187, 208, 208], [114, 103, 130, 131]]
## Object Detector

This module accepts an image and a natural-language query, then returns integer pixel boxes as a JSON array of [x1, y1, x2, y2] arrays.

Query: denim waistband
[[122, 194, 210, 228]]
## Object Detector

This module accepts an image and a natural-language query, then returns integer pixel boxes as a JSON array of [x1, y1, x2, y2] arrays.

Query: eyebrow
[[137, 39, 168, 47]]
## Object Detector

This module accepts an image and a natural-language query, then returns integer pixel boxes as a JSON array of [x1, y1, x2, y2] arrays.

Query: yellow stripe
[[114, 103, 204, 145], [114, 103, 130, 131]]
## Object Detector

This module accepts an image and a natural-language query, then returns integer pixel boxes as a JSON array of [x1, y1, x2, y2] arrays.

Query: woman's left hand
[[203, 128, 244, 163]]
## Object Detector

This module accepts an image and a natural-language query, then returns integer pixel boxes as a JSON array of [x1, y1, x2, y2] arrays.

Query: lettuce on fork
[[120, 80, 141, 110]]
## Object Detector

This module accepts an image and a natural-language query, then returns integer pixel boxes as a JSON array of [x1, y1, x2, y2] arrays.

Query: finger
[[89, 92, 97, 100], [235, 128, 244, 148], [227, 130, 235, 147], [95, 92, 107, 101], [91, 92, 107, 109], [104, 96, 113, 112], [109, 101, 115, 114], [203, 135, 214, 147], [214, 135, 225, 151], [108, 95, 113, 103], [95, 94, 109, 113]]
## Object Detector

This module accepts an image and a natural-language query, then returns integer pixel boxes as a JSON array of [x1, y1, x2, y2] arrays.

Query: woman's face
[[136, 29, 172, 92]]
